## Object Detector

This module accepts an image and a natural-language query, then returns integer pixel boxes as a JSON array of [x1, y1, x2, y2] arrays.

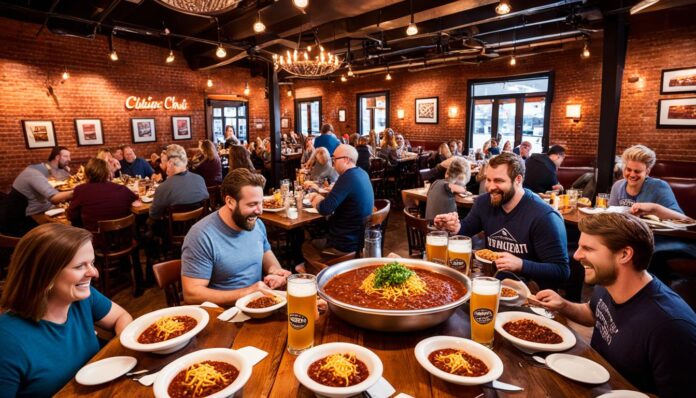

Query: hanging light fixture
[[347, 66, 354, 77], [272, 35, 341, 77], [509, 55, 516, 66], [166, 50, 175, 63], [495, 0, 511, 15], [509, 27, 517, 66], [215, 18, 227, 58], [61, 68, 70, 80], [154, 0, 241, 15], [582, 40, 590, 58], [406, 0, 418, 36], [385, 66, 392, 81], [293, 0, 308, 10], [340, 75, 347, 82], [109, 32, 118, 61], [243, 81, 250, 96], [287, 89, 292, 97], [253, 12, 266, 33], [207, 78, 213, 87]]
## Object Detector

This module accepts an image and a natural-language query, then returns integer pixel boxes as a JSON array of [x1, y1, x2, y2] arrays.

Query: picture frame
[[338, 108, 346, 122], [22, 120, 57, 149], [171, 116, 192, 140], [130, 118, 157, 143], [281, 117, 289, 128], [656, 97, 696, 129], [74, 119, 103, 146], [660, 66, 696, 94], [415, 97, 439, 124]]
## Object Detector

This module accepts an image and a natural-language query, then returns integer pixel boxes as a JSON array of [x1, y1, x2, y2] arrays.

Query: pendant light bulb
[[243, 82, 250, 96], [340, 75, 347, 82], [253, 13, 266, 33], [582, 43, 590, 58], [495, 0, 511, 15], [216, 45, 227, 58], [207, 78, 213, 88], [347, 67, 354, 77], [510, 55, 516, 66], [62, 70, 70, 80], [293, 0, 308, 10], [109, 50, 118, 61], [386, 72, 392, 81], [166, 51, 175, 63], [406, 23, 418, 36], [287, 89, 292, 97]]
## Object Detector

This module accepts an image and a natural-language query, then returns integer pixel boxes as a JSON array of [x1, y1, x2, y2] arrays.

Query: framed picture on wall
[[130, 118, 157, 143], [338, 108, 346, 122], [660, 66, 696, 94], [281, 118, 290, 128], [74, 119, 103, 146], [171, 116, 192, 140], [22, 120, 57, 149], [415, 97, 438, 124], [657, 97, 696, 129]]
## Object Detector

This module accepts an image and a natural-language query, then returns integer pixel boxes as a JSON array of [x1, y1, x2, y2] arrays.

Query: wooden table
[[56, 305, 640, 398], [259, 209, 324, 231], [402, 187, 475, 210], [563, 209, 696, 241]]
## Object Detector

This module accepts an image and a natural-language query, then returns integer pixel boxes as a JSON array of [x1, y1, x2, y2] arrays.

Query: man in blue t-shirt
[[181, 168, 291, 306], [313, 123, 341, 156], [536, 213, 696, 398], [434, 152, 569, 290]]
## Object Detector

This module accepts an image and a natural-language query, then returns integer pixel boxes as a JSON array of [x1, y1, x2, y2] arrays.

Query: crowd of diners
[[0, 122, 695, 397]]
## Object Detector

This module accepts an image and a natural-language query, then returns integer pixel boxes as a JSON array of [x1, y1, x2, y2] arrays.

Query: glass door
[[295, 97, 322, 135], [357, 91, 389, 135], [472, 99, 493, 151], [497, 99, 516, 151], [522, 97, 546, 154], [209, 100, 248, 144]]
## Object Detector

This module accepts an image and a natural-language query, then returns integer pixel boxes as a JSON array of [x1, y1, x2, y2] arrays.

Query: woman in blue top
[[0, 224, 132, 397]]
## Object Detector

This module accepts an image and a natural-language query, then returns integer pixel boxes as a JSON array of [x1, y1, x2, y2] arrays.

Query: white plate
[[579, 207, 605, 215], [302, 198, 312, 207], [293, 342, 383, 398], [495, 311, 576, 352], [414, 336, 503, 386], [304, 208, 319, 214], [499, 287, 519, 302], [474, 251, 499, 264], [545, 353, 609, 384], [235, 290, 287, 319], [75, 356, 137, 386], [606, 206, 631, 213], [662, 219, 696, 229], [140, 196, 153, 203], [153, 348, 252, 398], [263, 206, 286, 213], [44, 208, 65, 217], [596, 390, 649, 398], [120, 306, 209, 354]]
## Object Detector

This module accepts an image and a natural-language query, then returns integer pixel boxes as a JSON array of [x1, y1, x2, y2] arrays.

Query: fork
[[128, 365, 165, 381]]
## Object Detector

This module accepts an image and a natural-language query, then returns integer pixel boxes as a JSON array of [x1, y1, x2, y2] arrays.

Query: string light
[[495, 0, 511, 15]]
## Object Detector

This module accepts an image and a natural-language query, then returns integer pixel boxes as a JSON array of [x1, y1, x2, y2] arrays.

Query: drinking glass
[[447, 235, 472, 274], [287, 274, 317, 355], [426, 231, 448, 265], [280, 179, 290, 197], [596, 193, 609, 209], [363, 229, 382, 258], [567, 189, 580, 210], [470, 277, 501, 347]]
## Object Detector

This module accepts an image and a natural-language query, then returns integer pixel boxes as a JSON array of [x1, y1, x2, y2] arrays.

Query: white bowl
[[495, 311, 576, 352], [499, 286, 520, 302], [153, 348, 252, 398], [235, 291, 287, 319], [120, 306, 209, 354], [414, 336, 503, 385], [293, 342, 383, 398]]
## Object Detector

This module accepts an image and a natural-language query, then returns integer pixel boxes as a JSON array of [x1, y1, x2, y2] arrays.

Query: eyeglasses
[[332, 156, 348, 162]]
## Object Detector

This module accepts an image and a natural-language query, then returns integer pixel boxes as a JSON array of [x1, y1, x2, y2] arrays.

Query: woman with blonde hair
[[96, 148, 121, 178], [368, 129, 379, 152], [0, 223, 132, 397], [435, 142, 452, 164], [192, 139, 222, 186]]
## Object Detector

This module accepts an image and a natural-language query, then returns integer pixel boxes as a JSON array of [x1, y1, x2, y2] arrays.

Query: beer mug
[[596, 193, 609, 209], [470, 277, 501, 347], [287, 274, 317, 355], [426, 231, 448, 265], [447, 235, 472, 274]]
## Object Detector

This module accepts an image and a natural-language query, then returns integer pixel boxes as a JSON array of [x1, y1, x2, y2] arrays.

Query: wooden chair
[[403, 208, 429, 258], [167, 205, 205, 256], [369, 158, 387, 198], [368, 199, 391, 252], [0, 234, 21, 294], [305, 251, 357, 276], [153, 259, 183, 307], [93, 214, 141, 297], [207, 185, 222, 211]]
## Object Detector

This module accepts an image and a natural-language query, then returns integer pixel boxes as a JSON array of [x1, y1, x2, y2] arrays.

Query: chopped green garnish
[[373, 262, 415, 288]]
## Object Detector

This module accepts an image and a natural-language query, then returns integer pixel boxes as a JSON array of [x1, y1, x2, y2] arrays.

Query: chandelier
[[272, 46, 341, 77], [154, 0, 241, 15]]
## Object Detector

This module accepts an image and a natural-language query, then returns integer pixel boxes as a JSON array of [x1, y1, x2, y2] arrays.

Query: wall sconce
[[448, 106, 458, 118], [397, 108, 405, 119], [566, 104, 582, 122]]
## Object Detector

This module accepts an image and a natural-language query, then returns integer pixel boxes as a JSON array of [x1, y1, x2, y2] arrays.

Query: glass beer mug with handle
[[287, 274, 317, 355], [426, 231, 448, 265], [470, 277, 501, 348], [447, 235, 472, 274]]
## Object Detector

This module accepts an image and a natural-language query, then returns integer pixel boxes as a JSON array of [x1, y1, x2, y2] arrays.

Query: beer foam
[[472, 279, 500, 295], [448, 240, 472, 252], [426, 235, 448, 246], [288, 281, 317, 297]]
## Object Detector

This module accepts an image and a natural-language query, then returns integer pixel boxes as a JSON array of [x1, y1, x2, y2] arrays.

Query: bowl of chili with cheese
[[293, 342, 383, 398], [414, 336, 503, 385], [494, 311, 576, 352], [120, 306, 209, 354], [235, 290, 287, 318]]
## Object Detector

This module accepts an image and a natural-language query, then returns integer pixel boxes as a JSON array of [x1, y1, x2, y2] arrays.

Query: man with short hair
[[181, 168, 291, 305], [513, 140, 532, 160], [313, 123, 341, 155], [120, 145, 154, 178], [306, 144, 374, 255], [536, 213, 696, 398], [45, 146, 72, 180], [435, 152, 569, 290], [223, 125, 239, 148], [523, 144, 565, 193], [148, 144, 209, 220]]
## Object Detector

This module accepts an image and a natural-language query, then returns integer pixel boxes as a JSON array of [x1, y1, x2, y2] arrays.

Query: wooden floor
[[108, 207, 593, 343]]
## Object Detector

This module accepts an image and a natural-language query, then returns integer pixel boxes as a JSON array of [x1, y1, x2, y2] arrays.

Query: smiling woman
[[0, 224, 132, 397]]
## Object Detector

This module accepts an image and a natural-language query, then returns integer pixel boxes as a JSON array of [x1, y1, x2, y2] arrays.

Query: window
[[357, 92, 389, 135], [295, 97, 322, 135], [209, 100, 248, 144], [467, 73, 552, 154]]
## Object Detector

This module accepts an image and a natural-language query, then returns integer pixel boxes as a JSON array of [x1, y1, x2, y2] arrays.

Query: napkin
[[394, 394, 415, 398], [230, 311, 251, 323], [200, 301, 220, 308], [303, 208, 319, 214], [138, 372, 160, 387], [365, 377, 397, 398], [236, 346, 268, 366], [217, 307, 239, 321]]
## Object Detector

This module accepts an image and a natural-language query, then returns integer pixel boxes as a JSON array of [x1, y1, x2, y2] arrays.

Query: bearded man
[[536, 213, 696, 397], [434, 152, 569, 290], [181, 168, 290, 305]]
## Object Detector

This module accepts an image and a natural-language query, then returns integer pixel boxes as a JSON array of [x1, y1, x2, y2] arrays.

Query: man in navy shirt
[[434, 152, 569, 290], [536, 213, 696, 398], [313, 123, 341, 156], [120, 145, 154, 178], [523, 144, 565, 193]]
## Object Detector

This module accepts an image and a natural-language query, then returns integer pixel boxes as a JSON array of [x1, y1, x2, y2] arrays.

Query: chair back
[[94, 214, 137, 258], [168, 206, 205, 247], [207, 185, 222, 211], [153, 259, 183, 307], [305, 251, 357, 275], [369, 158, 387, 178], [403, 208, 429, 258], [369, 199, 391, 252]]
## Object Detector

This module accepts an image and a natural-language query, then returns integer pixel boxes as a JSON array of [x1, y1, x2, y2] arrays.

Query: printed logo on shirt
[[594, 298, 619, 345], [618, 198, 636, 207], [487, 228, 528, 255]]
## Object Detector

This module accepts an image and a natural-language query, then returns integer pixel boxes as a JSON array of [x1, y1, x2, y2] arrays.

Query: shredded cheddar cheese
[[320, 353, 359, 386], [154, 316, 186, 341], [435, 351, 473, 374], [359, 271, 428, 301], [183, 362, 229, 396]]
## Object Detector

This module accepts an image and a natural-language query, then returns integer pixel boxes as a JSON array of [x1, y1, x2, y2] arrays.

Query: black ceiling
[[1, 0, 694, 79]]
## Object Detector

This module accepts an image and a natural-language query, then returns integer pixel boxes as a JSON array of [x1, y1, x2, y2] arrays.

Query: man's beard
[[58, 160, 68, 169], [582, 260, 617, 285], [489, 185, 516, 207], [232, 205, 258, 231]]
